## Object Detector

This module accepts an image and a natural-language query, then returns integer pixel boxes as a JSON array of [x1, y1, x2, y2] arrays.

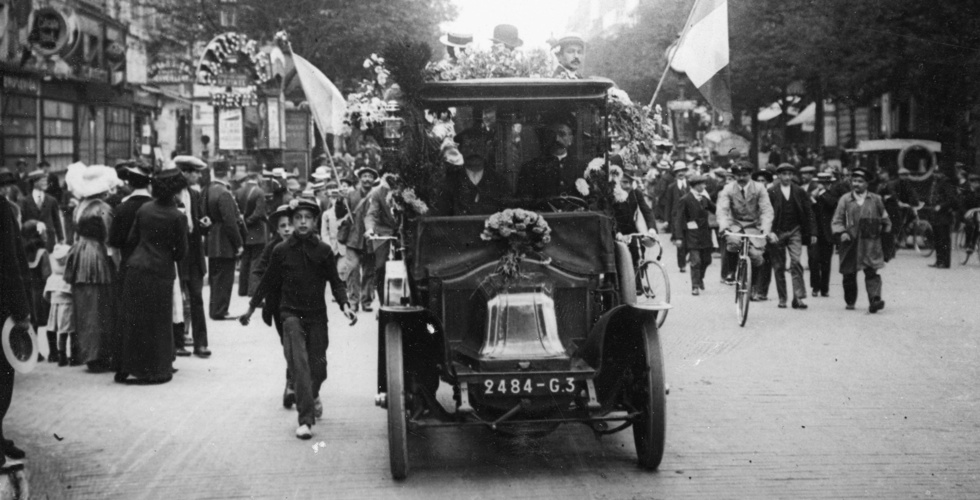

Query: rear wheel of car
[[632, 319, 666, 470], [385, 322, 409, 480]]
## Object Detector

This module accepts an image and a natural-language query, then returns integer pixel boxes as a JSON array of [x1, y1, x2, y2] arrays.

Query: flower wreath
[[480, 209, 552, 281]]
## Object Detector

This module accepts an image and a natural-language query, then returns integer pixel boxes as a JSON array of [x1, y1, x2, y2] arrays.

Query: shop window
[[42, 100, 75, 171], [106, 107, 131, 164], [2, 95, 39, 169]]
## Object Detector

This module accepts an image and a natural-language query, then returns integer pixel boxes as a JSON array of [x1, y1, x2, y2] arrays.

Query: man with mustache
[[552, 34, 585, 79]]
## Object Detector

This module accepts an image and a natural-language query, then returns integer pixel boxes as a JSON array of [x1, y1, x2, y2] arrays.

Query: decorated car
[[361, 42, 668, 480]]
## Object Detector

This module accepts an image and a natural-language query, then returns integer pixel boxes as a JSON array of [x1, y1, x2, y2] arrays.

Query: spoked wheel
[[734, 256, 751, 327], [385, 323, 409, 480], [638, 260, 671, 328], [630, 318, 666, 470]]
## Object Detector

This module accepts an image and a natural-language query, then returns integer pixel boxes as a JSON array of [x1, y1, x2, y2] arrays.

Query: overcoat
[[831, 191, 891, 274]]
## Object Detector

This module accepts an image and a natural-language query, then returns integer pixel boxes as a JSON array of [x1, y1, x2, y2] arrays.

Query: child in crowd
[[22, 221, 53, 361], [44, 244, 74, 366], [249, 204, 295, 408], [241, 199, 355, 440]]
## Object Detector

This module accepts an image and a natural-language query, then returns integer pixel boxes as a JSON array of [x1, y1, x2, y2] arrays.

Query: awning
[[847, 139, 942, 154], [139, 85, 193, 105], [757, 96, 800, 122]]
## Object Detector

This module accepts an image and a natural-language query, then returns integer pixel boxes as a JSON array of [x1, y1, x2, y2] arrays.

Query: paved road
[[7, 243, 980, 499]]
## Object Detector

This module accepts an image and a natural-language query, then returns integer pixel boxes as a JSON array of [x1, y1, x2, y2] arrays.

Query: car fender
[[576, 305, 661, 407], [377, 307, 444, 395]]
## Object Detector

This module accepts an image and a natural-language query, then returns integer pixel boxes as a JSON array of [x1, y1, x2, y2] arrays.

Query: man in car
[[435, 129, 510, 216], [716, 161, 774, 299], [516, 120, 584, 202], [552, 34, 585, 79]]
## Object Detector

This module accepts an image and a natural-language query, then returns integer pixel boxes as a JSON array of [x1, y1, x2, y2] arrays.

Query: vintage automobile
[[375, 78, 668, 479]]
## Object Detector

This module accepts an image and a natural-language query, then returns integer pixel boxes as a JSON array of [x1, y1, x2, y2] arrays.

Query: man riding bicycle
[[716, 161, 774, 300]]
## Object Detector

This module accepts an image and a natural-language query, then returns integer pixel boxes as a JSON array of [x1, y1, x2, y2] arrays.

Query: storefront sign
[[218, 108, 244, 150], [148, 57, 194, 84], [27, 7, 77, 57], [2, 74, 39, 94]]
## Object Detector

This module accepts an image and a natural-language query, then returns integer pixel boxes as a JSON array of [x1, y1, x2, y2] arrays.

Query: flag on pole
[[291, 53, 347, 139], [669, 0, 731, 113]]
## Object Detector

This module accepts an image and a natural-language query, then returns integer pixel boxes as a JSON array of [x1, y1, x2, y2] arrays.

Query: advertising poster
[[219, 108, 243, 150]]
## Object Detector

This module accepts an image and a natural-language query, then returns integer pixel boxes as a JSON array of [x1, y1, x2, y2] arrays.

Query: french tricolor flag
[[669, 0, 731, 113]]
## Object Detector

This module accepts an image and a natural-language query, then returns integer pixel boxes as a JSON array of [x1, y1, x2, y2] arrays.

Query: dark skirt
[[73, 284, 117, 368], [119, 270, 174, 380]]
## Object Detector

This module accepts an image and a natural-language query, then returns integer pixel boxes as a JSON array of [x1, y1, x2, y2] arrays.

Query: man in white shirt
[[767, 164, 817, 309]]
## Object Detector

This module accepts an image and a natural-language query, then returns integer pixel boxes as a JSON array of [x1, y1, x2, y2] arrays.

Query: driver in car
[[434, 129, 510, 216], [515, 120, 585, 202]]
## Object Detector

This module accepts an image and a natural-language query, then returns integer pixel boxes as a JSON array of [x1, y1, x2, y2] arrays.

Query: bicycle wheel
[[637, 260, 671, 328], [734, 256, 751, 327]]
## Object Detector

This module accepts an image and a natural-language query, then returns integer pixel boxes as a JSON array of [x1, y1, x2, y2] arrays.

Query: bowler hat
[[491, 24, 523, 49]]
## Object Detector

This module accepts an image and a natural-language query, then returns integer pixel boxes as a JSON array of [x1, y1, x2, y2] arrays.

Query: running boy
[[241, 199, 356, 439]]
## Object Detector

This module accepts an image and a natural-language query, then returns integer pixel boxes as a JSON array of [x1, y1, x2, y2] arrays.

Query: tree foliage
[[146, 0, 456, 89]]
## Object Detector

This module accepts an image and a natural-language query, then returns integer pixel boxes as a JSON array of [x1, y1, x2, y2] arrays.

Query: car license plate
[[478, 376, 582, 396]]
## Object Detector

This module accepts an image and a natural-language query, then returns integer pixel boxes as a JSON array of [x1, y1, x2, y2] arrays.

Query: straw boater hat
[[799, 166, 817, 175], [672, 161, 688, 173], [311, 166, 332, 181], [173, 155, 208, 172], [439, 31, 473, 48], [554, 33, 585, 50], [263, 167, 288, 179], [490, 24, 523, 49], [816, 172, 833, 182], [25, 169, 46, 182], [2, 316, 37, 374], [65, 163, 121, 199]]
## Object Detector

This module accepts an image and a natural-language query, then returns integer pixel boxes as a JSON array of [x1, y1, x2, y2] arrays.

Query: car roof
[[419, 77, 615, 106]]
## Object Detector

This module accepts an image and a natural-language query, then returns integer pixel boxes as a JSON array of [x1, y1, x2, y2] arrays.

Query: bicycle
[[623, 233, 670, 329], [723, 231, 768, 327], [902, 206, 934, 257]]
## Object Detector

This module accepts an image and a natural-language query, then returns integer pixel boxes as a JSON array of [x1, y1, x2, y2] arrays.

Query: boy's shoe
[[692, 288, 700, 296], [283, 384, 295, 409], [2, 439, 26, 460], [296, 425, 313, 440], [314, 397, 323, 418]]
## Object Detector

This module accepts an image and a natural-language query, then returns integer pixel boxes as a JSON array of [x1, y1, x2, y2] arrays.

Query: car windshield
[[425, 100, 606, 217]]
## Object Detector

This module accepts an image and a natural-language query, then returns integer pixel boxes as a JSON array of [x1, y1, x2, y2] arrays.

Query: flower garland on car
[[386, 186, 429, 217], [343, 54, 391, 133], [480, 209, 552, 281], [606, 88, 667, 168], [425, 45, 555, 81]]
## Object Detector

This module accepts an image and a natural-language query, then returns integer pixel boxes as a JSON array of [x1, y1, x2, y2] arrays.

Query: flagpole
[[648, 0, 702, 108]]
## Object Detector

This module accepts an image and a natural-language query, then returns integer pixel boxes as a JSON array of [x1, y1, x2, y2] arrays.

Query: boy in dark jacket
[[249, 204, 294, 408], [672, 174, 715, 295], [241, 199, 355, 440]]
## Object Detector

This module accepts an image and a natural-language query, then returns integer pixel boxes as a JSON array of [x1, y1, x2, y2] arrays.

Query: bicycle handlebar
[[366, 234, 399, 241]]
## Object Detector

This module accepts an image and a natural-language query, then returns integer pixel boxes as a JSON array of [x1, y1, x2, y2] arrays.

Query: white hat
[[311, 166, 332, 181], [66, 163, 121, 199], [672, 161, 688, 172]]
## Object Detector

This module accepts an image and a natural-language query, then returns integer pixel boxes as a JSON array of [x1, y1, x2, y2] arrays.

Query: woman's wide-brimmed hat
[[491, 24, 523, 49], [115, 159, 153, 183], [66, 163, 121, 199]]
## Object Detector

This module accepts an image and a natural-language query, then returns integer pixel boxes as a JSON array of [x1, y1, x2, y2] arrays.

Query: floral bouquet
[[426, 45, 556, 81], [480, 209, 552, 281], [387, 187, 429, 217]]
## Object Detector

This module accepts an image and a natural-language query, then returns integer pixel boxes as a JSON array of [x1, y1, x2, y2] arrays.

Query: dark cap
[[776, 163, 796, 174], [851, 168, 869, 180], [730, 161, 754, 175], [289, 197, 321, 218], [211, 159, 231, 175], [269, 204, 292, 222]]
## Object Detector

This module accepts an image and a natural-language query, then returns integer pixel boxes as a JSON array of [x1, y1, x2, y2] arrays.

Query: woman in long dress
[[64, 164, 120, 372], [116, 169, 188, 384]]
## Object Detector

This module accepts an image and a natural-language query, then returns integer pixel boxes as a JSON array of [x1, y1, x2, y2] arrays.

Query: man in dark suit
[[20, 169, 64, 252], [204, 160, 244, 320], [672, 174, 715, 295], [768, 164, 817, 309], [235, 173, 267, 297], [0, 181, 32, 467], [435, 129, 510, 216], [516, 120, 583, 201], [927, 167, 960, 269], [810, 172, 838, 297], [660, 161, 690, 272], [176, 156, 212, 357]]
